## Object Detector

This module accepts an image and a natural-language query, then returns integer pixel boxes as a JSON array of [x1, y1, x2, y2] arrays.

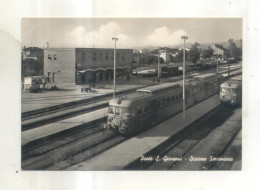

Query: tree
[[202, 46, 214, 59], [176, 49, 188, 62], [187, 42, 200, 63], [226, 39, 240, 60]]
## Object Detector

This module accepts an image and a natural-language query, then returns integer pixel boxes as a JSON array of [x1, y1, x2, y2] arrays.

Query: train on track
[[220, 75, 242, 106], [104, 72, 224, 135]]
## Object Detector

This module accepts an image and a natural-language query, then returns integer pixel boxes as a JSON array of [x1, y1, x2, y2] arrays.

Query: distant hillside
[[133, 39, 242, 51]]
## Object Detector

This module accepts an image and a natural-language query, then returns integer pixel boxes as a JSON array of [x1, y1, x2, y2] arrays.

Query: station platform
[[66, 95, 221, 170], [21, 108, 108, 146]]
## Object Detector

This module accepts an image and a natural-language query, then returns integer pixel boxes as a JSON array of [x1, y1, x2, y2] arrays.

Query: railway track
[[22, 117, 106, 160], [22, 124, 119, 170], [125, 105, 240, 170]]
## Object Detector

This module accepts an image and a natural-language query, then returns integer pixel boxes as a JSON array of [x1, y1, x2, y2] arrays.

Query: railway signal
[[181, 35, 188, 119]]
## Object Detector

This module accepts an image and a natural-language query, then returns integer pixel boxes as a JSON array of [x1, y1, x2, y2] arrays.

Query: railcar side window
[[115, 107, 121, 115], [122, 107, 131, 116], [162, 99, 166, 105], [171, 96, 175, 101], [167, 97, 170, 104], [157, 101, 161, 106], [136, 106, 142, 115]]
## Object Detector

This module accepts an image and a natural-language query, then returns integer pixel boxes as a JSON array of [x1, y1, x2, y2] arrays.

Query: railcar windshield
[[115, 107, 121, 115], [121, 107, 131, 116], [109, 106, 132, 116], [221, 87, 235, 93]]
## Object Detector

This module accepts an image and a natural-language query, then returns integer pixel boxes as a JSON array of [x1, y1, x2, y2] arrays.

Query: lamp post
[[112, 37, 119, 99], [158, 55, 160, 78], [181, 35, 188, 119], [216, 47, 219, 74]]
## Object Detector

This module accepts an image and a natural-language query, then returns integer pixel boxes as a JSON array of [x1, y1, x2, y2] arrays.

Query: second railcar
[[220, 75, 242, 106]]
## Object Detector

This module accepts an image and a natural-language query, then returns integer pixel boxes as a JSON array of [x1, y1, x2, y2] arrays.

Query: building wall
[[44, 48, 76, 84], [76, 48, 133, 71]]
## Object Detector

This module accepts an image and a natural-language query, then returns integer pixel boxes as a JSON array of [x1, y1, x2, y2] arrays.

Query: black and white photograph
[[21, 18, 242, 170]]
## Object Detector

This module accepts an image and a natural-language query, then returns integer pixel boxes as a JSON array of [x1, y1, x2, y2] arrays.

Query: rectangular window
[[93, 52, 97, 60], [162, 99, 166, 105], [136, 106, 142, 115], [106, 52, 109, 60], [167, 97, 170, 104], [115, 107, 121, 115], [48, 54, 52, 60], [171, 96, 175, 101], [122, 107, 131, 116], [54, 54, 57, 60]]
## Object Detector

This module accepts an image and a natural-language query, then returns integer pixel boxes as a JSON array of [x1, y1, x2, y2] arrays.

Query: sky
[[22, 18, 242, 49]]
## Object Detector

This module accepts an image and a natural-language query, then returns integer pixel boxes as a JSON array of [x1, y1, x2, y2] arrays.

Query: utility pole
[[112, 37, 119, 99], [216, 46, 219, 73], [228, 47, 230, 79], [158, 54, 160, 78], [181, 36, 188, 119]]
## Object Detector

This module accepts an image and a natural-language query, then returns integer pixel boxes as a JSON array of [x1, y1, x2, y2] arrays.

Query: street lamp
[[158, 54, 160, 78], [181, 35, 188, 119], [112, 37, 119, 99]]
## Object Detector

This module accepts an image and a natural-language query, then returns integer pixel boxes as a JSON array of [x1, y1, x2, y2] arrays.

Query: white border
[[1, 0, 260, 189]]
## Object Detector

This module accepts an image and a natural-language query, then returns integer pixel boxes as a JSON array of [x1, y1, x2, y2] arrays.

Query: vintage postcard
[[21, 18, 242, 170]]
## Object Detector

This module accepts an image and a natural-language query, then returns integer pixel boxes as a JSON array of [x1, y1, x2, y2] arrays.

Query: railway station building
[[44, 48, 133, 85]]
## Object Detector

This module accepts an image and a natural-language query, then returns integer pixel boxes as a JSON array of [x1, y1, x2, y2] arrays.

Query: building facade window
[[54, 54, 57, 60], [93, 52, 97, 61], [48, 54, 52, 60], [106, 52, 109, 60]]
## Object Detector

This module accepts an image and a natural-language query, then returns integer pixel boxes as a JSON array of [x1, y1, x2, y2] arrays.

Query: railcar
[[104, 83, 194, 134], [191, 73, 223, 103], [220, 75, 242, 106], [161, 66, 182, 78]]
